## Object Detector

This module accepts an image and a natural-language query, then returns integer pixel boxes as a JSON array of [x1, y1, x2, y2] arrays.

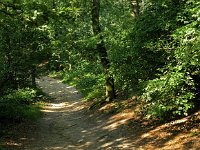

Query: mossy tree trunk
[[91, 0, 116, 101]]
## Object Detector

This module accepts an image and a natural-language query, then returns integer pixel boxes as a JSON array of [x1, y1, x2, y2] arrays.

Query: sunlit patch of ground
[[94, 98, 200, 150], [41, 102, 68, 112], [135, 111, 200, 150], [97, 97, 143, 131], [4, 140, 22, 147]]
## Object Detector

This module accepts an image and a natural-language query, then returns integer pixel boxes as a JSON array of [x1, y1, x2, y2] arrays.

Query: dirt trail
[[21, 76, 138, 150], [5, 76, 199, 150]]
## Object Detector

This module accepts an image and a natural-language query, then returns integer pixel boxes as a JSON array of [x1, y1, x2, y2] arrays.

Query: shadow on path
[[2, 76, 200, 150]]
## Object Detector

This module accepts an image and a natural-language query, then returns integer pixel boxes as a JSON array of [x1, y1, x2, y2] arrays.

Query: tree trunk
[[129, 0, 140, 17], [91, 0, 116, 100], [31, 66, 36, 88]]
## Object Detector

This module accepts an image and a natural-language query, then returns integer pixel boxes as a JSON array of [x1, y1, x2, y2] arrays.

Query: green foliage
[[141, 0, 200, 120], [0, 88, 42, 121], [0, 0, 51, 92], [142, 70, 195, 119], [1, 0, 200, 121], [106, 0, 173, 95], [3, 88, 36, 104], [61, 60, 105, 100]]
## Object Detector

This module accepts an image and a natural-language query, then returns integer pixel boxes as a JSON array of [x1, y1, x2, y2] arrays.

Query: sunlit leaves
[[0, 0, 51, 90], [139, 0, 200, 119]]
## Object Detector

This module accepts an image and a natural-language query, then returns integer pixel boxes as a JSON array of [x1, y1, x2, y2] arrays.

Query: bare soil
[[1, 76, 200, 150]]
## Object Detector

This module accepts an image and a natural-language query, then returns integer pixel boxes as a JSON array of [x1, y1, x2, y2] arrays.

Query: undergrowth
[[51, 60, 105, 101], [0, 88, 45, 121]]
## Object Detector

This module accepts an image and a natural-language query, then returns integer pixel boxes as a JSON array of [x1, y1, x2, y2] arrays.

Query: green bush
[[0, 88, 42, 121], [140, 0, 200, 120], [142, 70, 195, 119]]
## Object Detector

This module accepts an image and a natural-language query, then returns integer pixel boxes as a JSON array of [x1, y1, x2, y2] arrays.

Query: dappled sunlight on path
[[19, 76, 139, 150], [4, 76, 199, 150]]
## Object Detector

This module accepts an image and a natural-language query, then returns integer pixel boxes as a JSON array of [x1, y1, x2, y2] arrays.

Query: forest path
[[4, 76, 199, 150], [22, 76, 138, 150]]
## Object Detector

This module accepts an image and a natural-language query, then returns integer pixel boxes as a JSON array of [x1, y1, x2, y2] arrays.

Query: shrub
[[140, 0, 200, 120], [0, 88, 42, 121], [142, 70, 195, 119]]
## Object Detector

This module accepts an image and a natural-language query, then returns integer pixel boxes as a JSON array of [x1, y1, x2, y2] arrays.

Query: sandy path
[[4, 76, 199, 150], [22, 76, 138, 150]]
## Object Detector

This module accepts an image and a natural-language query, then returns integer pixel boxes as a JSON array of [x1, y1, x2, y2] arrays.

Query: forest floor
[[1, 76, 200, 150]]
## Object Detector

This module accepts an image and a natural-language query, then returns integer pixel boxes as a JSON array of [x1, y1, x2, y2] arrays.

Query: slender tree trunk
[[129, 0, 140, 17], [91, 0, 116, 100], [31, 66, 36, 87]]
